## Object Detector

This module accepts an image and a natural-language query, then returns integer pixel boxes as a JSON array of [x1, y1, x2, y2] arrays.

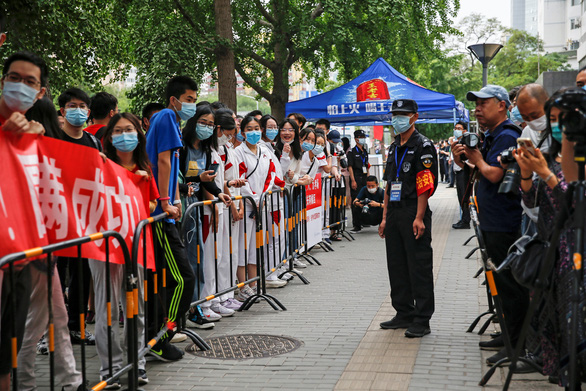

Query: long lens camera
[[498, 147, 521, 196], [553, 87, 586, 144]]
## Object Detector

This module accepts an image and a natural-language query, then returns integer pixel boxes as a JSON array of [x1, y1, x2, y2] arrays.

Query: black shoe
[[380, 316, 412, 329], [350, 227, 362, 233], [147, 340, 184, 362], [452, 221, 470, 229], [479, 335, 504, 351], [70, 330, 96, 346], [486, 348, 507, 366], [138, 369, 149, 385], [447, 185, 454, 188], [404, 323, 431, 338], [512, 360, 539, 374], [330, 234, 342, 242]]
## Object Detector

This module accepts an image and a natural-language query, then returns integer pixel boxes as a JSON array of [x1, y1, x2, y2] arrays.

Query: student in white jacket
[[234, 116, 286, 292]]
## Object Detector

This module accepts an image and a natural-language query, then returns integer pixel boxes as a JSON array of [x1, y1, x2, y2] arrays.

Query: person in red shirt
[[85, 92, 118, 140], [95, 112, 158, 386]]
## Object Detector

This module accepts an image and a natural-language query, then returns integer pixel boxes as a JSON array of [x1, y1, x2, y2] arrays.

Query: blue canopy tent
[[285, 58, 468, 125]]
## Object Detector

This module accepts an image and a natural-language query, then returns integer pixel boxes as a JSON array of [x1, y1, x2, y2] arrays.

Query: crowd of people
[[0, 41, 376, 389]]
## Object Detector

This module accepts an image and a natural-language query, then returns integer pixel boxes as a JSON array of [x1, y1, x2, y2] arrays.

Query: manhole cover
[[186, 334, 303, 360]]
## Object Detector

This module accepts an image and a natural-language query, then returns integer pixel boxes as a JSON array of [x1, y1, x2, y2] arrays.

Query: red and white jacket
[[234, 143, 285, 204]]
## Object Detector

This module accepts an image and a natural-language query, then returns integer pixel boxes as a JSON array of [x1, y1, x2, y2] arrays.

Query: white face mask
[[526, 115, 547, 132], [218, 133, 231, 147], [367, 187, 377, 194]]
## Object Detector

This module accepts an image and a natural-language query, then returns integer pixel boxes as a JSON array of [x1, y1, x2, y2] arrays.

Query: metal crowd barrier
[[289, 184, 320, 267], [0, 231, 135, 391], [257, 188, 299, 299], [130, 212, 210, 387], [321, 175, 354, 242], [368, 163, 387, 188], [181, 195, 285, 312]]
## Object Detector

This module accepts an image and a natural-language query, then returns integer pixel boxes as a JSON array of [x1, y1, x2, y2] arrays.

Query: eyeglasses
[[3, 72, 41, 88], [197, 120, 214, 127], [65, 103, 89, 110], [112, 127, 137, 134]]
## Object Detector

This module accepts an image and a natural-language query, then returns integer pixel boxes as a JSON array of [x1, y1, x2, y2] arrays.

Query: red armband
[[416, 170, 435, 197]]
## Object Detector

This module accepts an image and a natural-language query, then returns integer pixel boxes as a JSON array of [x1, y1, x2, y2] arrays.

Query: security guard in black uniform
[[379, 99, 438, 338], [348, 129, 369, 232]]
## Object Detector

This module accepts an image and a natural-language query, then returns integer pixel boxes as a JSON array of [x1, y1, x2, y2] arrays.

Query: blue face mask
[[301, 141, 314, 152], [313, 145, 324, 155], [391, 115, 413, 134], [454, 129, 463, 138], [510, 106, 524, 125], [582, 86, 586, 91], [266, 128, 279, 141], [65, 107, 89, 127], [551, 122, 562, 143], [175, 101, 196, 121], [196, 123, 214, 140], [236, 132, 245, 142], [2, 81, 38, 112], [245, 130, 262, 145], [112, 132, 139, 152]]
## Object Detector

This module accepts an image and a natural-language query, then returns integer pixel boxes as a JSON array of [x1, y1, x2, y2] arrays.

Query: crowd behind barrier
[[0, 161, 348, 390]]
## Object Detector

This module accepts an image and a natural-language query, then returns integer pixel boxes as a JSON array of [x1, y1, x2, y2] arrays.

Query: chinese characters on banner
[[305, 173, 322, 249], [0, 131, 155, 269]]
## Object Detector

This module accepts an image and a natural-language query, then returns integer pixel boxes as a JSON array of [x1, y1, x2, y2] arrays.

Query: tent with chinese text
[[285, 57, 468, 125]]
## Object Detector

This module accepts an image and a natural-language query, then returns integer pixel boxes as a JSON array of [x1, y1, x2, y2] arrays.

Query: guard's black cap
[[391, 99, 418, 113], [354, 129, 367, 138]]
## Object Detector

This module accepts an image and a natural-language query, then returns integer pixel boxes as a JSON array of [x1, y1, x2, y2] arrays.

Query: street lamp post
[[467, 43, 503, 87]]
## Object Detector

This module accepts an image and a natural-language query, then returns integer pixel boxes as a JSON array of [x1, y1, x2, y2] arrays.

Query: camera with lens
[[362, 198, 370, 214], [458, 132, 480, 161], [553, 87, 586, 144], [336, 144, 349, 168], [498, 147, 521, 196]]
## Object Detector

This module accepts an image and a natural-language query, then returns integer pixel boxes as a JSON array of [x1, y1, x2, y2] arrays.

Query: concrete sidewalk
[[31, 186, 557, 390]]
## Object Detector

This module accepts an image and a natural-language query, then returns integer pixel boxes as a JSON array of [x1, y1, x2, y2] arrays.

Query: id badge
[[390, 181, 402, 202], [362, 166, 367, 174]]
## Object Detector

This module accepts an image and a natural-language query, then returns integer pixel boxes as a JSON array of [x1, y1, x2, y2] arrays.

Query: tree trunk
[[214, 0, 237, 111], [269, 67, 288, 121]]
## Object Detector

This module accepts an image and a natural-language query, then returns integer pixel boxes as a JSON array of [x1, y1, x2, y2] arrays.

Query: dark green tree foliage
[[1, 1, 131, 98], [127, 0, 460, 119]]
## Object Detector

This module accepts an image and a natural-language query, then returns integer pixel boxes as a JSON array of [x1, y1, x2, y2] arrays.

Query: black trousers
[[385, 203, 434, 326], [149, 221, 195, 341], [350, 174, 367, 228], [57, 257, 91, 332], [0, 264, 31, 374], [482, 230, 528, 347], [439, 158, 446, 181], [355, 207, 383, 227], [455, 170, 471, 224]]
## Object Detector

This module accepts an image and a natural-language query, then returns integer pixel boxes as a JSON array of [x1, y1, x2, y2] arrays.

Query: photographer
[[450, 122, 472, 229], [352, 175, 384, 227], [453, 85, 528, 366], [512, 89, 567, 381]]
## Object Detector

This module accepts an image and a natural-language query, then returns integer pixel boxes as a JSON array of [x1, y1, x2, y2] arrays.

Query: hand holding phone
[[517, 138, 536, 156], [209, 163, 220, 173]]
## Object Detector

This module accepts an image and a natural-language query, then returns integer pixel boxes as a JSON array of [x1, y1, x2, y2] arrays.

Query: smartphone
[[517, 138, 536, 156], [208, 163, 220, 173]]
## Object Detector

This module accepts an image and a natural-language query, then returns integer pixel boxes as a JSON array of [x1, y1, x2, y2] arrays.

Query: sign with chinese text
[[305, 173, 322, 248], [0, 131, 154, 269]]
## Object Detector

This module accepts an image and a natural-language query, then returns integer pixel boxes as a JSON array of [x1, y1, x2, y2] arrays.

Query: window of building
[[571, 0, 580, 6], [571, 18, 581, 29]]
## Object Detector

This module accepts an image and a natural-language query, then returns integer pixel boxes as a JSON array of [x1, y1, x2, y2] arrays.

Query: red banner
[[0, 131, 155, 269], [305, 173, 322, 209], [356, 79, 390, 102]]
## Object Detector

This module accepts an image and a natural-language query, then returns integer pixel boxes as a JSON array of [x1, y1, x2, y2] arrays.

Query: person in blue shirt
[[352, 176, 384, 227], [453, 85, 529, 369], [145, 75, 198, 362]]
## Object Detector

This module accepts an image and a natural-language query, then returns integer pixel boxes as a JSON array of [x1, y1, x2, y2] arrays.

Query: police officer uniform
[[348, 129, 369, 230], [382, 99, 438, 336]]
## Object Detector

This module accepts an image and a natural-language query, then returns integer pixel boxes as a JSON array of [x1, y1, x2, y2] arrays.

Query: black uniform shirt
[[347, 145, 369, 176], [384, 129, 438, 201]]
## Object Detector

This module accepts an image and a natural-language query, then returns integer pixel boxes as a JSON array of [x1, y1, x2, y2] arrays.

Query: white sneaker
[[292, 268, 303, 275], [221, 298, 242, 310], [237, 285, 253, 302], [293, 259, 307, 268], [201, 307, 222, 321], [210, 303, 235, 317], [266, 278, 287, 288], [171, 332, 187, 343]]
